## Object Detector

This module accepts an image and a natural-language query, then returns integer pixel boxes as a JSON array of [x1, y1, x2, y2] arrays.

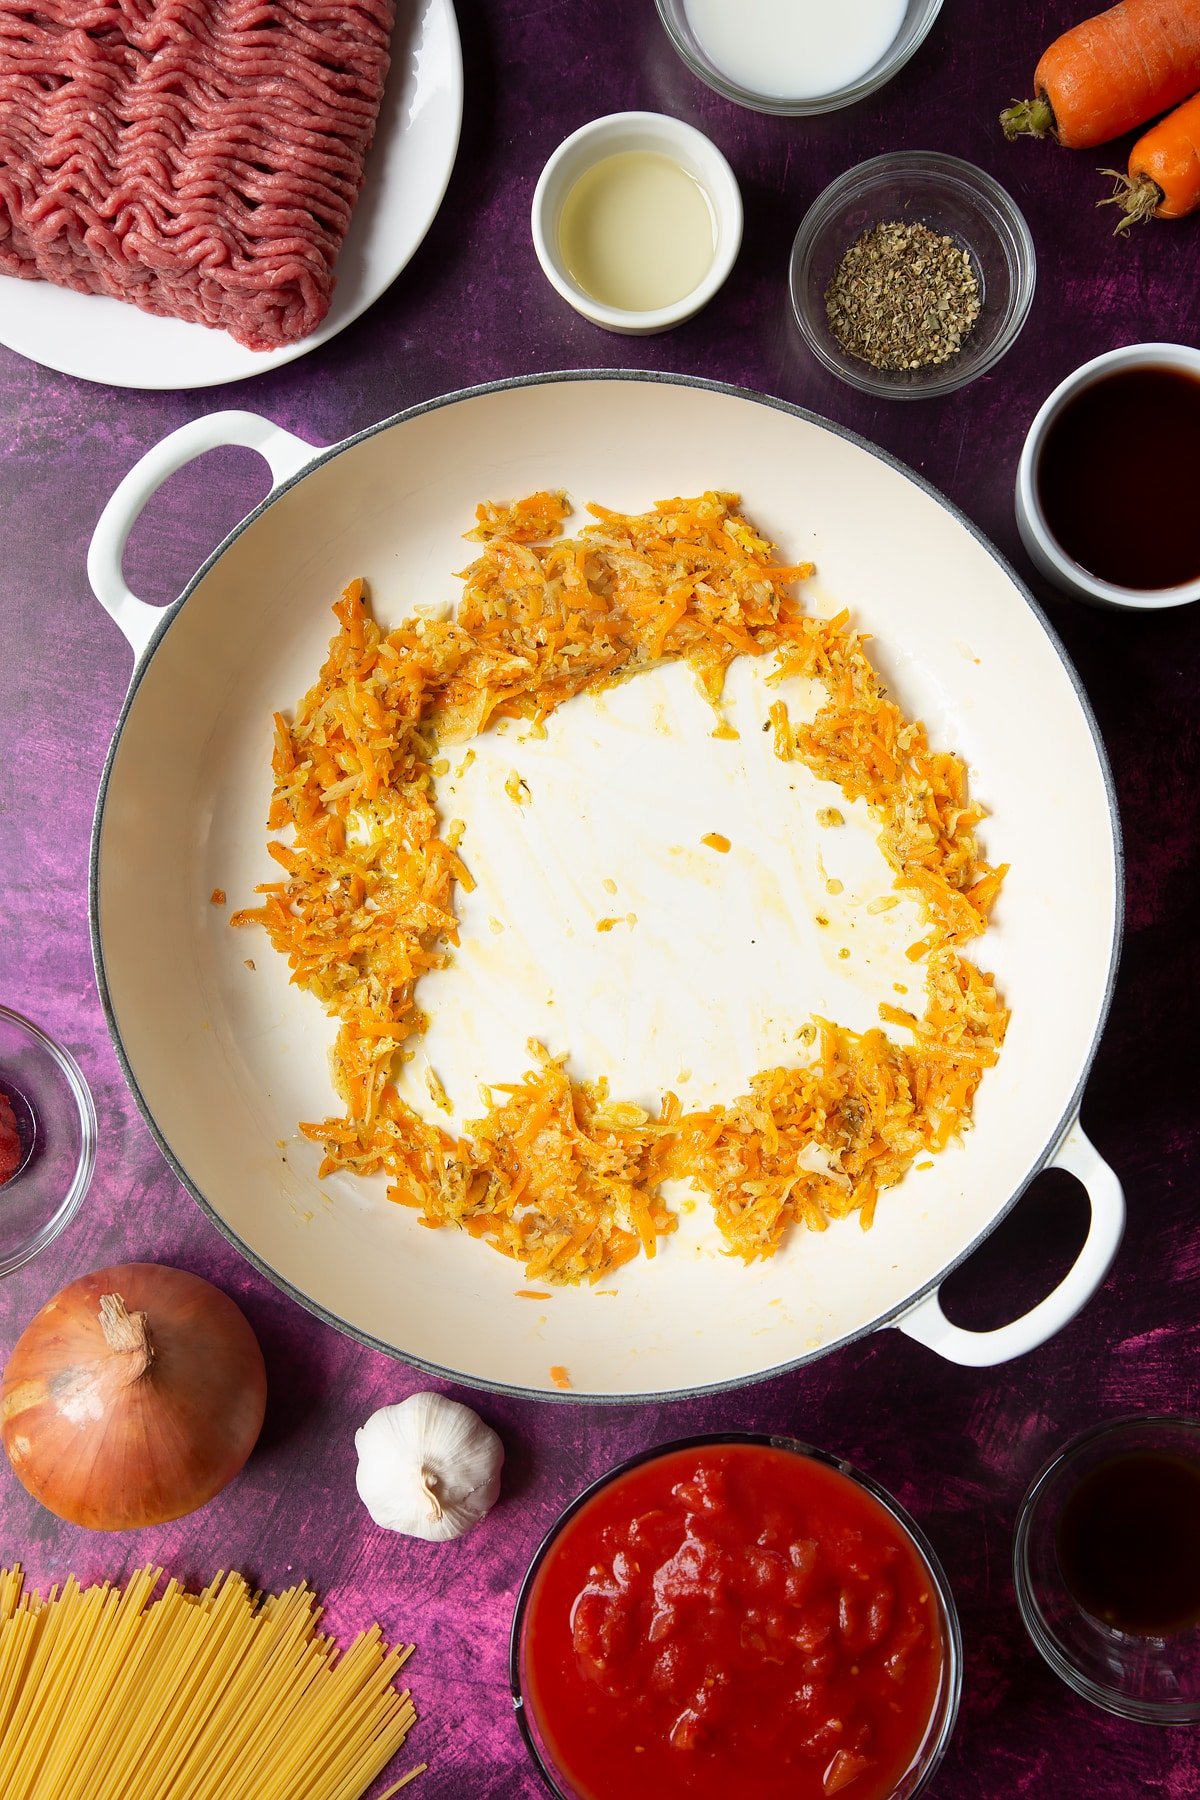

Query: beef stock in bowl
[[88, 377, 1123, 1399], [1016, 343, 1200, 608]]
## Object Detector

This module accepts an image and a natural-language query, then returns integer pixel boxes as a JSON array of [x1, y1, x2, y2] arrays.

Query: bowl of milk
[[654, 0, 942, 115]]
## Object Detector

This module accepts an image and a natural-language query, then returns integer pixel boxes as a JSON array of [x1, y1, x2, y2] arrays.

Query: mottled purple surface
[[1, 0, 1198, 1793]]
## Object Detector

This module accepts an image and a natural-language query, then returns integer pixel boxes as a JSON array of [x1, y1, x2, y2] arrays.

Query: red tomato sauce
[[519, 1442, 947, 1800]]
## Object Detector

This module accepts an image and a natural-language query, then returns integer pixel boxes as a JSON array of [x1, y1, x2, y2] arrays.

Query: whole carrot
[[1001, 0, 1200, 146], [1100, 89, 1200, 225]]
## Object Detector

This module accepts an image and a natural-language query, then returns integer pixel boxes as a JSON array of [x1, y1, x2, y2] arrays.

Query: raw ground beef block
[[0, 0, 395, 350]]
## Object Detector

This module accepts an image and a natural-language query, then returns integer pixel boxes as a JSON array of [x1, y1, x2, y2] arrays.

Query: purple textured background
[[2, 0, 1199, 1793]]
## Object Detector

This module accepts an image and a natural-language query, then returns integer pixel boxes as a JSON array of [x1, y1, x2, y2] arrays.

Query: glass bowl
[[1014, 1415, 1200, 1722], [511, 1432, 962, 1800], [790, 151, 1036, 400], [654, 0, 943, 116], [0, 1004, 96, 1276]]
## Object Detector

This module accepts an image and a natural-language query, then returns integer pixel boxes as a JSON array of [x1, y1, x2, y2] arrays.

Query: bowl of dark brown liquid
[[1015, 344, 1200, 609], [1014, 1416, 1200, 1721]]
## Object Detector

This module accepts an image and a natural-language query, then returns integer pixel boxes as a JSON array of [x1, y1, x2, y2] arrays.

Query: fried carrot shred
[[666, 949, 1008, 1259], [235, 492, 1007, 1283], [769, 616, 1006, 948]]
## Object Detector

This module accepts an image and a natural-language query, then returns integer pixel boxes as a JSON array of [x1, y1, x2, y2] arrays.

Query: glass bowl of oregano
[[790, 151, 1036, 399]]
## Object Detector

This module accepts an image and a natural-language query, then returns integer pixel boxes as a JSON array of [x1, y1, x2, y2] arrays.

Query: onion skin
[[0, 1263, 267, 1531]]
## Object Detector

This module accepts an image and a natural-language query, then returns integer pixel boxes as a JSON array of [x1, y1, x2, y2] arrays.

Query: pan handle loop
[[893, 1120, 1124, 1367], [87, 411, 318, 662]]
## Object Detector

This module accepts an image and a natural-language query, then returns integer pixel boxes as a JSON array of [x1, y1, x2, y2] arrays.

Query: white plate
[[0, 0, 462, 390]]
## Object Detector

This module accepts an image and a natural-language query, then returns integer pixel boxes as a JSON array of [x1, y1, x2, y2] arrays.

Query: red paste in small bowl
[[0, 1091, 23, 1185], [515, 1440, 955, 1800]]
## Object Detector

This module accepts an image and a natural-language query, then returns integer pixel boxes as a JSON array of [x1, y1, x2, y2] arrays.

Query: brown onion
[[0, 1262, 267, 1530]]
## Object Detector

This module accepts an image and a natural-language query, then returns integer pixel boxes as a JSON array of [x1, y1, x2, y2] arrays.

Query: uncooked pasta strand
[[137, 1577, 258, 1796], [0, 1575, 85, 1794], [85, 1583, 208, 1800], [52, 1568, 171, 1800], [376, 1769, 429, 1800], [165, 1583, 322, 1799], [0, 1567, 422, 1800], [270, 1637, 408, 1797], [26, 1580, 126, 1800]]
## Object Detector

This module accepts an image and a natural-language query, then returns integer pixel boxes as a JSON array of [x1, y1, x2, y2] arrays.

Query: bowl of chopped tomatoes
[[511, 1433, 961, 1800]]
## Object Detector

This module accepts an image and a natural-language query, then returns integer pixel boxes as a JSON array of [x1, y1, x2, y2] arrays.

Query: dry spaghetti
[[0, 1565, 422, 1800], [234, 492, 1008, 1282]]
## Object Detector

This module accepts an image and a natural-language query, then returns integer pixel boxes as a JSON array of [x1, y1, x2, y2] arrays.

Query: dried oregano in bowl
[[789, 152, 1036, 400], [824, 221, 982, 372]]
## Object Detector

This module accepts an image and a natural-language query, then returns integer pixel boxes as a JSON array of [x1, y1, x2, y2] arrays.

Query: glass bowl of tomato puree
[[0, 1004, 96, 1277], [511, 1435, 961, 1800]]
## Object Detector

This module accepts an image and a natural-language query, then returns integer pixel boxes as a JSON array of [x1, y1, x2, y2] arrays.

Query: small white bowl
[[530, 111, 742, 335], [1016, 342, 1200, 610]]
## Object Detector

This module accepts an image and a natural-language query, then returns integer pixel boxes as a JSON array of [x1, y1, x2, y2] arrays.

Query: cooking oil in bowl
[[683, 0, 908, 101], [557, 151, 717, 312]]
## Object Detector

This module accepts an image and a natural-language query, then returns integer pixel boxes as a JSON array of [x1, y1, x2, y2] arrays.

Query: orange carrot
[[1001, 0, 1200, 146], [1100, 89, 1200, 224]]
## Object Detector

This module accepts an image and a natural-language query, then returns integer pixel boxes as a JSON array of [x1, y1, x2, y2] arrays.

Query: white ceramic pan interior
[[89, 376, 1124, 1399]]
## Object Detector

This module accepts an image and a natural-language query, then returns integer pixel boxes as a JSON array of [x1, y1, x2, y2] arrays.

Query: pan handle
[[893, 1120, 1124, 1367], [87, 411, 318, 662]]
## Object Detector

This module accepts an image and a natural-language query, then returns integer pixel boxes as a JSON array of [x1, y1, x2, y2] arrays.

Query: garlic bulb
[[354, 1392, 503, 1541]]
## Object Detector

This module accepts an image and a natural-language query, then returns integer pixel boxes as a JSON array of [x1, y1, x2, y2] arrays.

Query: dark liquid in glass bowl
[[1036, 366, 1200, 590], [1056, 1450, 1200, 1635]]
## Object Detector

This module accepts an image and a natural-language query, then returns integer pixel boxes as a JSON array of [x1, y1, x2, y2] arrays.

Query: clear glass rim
[[653, 0, 944, 117], [510, 1430, 963, 1798], [0, 1002, 97, 1277], [1012, 1413, 1200, 1724], [789, 150, 1037, 400]]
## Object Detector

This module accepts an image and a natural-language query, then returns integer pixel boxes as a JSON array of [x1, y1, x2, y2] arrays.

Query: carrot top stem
[[1000, 94, 1056, 140], [1098, 168, 1165, 232]]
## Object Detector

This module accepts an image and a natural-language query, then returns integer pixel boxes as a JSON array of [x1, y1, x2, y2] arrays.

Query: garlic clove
[[354, 1392, 503, 1542]]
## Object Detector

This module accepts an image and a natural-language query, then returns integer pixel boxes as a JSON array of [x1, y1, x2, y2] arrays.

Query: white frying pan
[[88, 374, 1124, 1400]]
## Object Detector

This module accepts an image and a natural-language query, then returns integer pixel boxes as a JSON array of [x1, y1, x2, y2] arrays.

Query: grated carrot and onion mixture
[[233, 492, 1008, 1284]]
